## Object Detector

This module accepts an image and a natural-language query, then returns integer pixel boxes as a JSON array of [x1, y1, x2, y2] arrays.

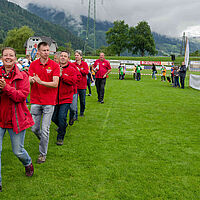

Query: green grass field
[[1, 73, 200, 199]]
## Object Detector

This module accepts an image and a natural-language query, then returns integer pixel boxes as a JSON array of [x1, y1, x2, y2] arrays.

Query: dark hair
[[1, 47, 16, 57], [60, 51, 70, 57], [38, 42, 49, 50]]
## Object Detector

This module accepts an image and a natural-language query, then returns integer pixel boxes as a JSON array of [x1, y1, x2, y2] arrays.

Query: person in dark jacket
[[174, 66, 180, 88], [178, 62, 187, 89], [0, 47, 35, 192], [152, 63, 157, 80]]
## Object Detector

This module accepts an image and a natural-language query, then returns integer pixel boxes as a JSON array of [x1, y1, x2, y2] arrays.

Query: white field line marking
[[101, 107, 111, 133]]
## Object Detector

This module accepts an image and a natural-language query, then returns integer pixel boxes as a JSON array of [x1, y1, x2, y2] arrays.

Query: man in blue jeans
[[52, 51, 77, 145], [29, 42, 60, 164]]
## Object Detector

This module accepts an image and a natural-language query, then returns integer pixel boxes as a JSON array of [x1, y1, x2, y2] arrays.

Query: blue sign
[[31, 48, 38, 60]]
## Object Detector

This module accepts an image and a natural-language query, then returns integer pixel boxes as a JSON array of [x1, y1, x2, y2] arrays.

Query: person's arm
[[103, 69, 112, 78], [79, 62, 89, 76], [0, 72, 30, 103], [34, 75, 59, 88], [61, 69, 77, 85], [28, 63, 35, 85], [29, 76, 35, 85]]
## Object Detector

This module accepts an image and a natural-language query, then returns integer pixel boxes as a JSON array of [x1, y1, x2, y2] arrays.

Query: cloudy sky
[[9, 0, 200, 38]]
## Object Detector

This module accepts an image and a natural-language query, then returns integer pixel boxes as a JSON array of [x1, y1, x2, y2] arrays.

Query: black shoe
[[100, 100, 104, 104], [0, 184, 2, 192], [56, 140, 63, 146], [80, 113, 84, 117], [69, 119, 74, 126], [86, 94, 92, 96]]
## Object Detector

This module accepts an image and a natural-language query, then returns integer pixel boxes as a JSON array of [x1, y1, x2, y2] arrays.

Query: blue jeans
[[70, 93, 78, 120], [52, 103, 70, 141], [30, 104, 55, 157], [0, 128, 32, 183], [87, 77, 92, 94], [174, 76, 180, 87], [152, 71, 156, 79], [77, 89, 86, 115], [137, 73, 141, 81]]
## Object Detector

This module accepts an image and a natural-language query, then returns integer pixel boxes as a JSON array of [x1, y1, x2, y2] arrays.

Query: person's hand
[[33, 74, 42, 85], [30, 76, 36, 84], [0, 77, 6, 89], [103, 74, 107, 78]]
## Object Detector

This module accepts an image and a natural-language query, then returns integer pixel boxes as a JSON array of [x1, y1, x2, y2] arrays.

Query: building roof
[[24, 36, 58, 48]]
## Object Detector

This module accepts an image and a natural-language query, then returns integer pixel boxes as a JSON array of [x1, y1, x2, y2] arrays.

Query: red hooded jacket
[[0, 65, 34, 134], [56, 63, 77, 104], [70, 62, 82, 94]]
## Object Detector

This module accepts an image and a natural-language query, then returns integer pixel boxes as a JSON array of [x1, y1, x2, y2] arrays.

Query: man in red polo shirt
[[52, 51, 77, 145], [73, 50, 89, 117], [29, 42, 60, 164], [93, 52, 111, 103]]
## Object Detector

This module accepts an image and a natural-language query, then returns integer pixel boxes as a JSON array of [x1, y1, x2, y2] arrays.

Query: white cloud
[[9, 0, 200, 37]]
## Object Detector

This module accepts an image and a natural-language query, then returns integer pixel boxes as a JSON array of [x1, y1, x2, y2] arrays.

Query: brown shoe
[[37, 155, 46, 164], [25, 163, 34, 176]]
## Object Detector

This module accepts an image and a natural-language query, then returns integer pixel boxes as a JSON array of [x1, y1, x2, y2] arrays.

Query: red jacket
[[73, 61, 89, 89], [70, 62, 82, 94], [0, 65, 34, 134], [57, 63, 77, 104]]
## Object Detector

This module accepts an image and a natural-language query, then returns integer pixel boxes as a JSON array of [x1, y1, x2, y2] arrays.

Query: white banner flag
[[189, 74, 200, 90], [184, 37, 189, 68]]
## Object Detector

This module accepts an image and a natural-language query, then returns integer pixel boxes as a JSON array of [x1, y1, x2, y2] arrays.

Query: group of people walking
[[0, 43, 111, 192]]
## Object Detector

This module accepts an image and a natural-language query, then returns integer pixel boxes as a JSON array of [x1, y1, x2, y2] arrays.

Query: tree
[[96, 46, 116, 56], [106, 20, 129, 56], [4, 26, 34, 51], [128, 21, 157, 56]]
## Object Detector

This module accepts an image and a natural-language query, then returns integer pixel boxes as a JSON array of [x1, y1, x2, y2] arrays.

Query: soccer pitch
[[1, 73, 199, 199]]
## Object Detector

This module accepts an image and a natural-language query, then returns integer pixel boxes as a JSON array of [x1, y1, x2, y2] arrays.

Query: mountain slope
[[0, 0, 84, 49], [26, 3, 200, 55], [153, 32, 200, 56], [27, 3, 113, 49]]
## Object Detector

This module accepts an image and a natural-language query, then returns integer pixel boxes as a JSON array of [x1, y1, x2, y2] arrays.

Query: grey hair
[[54, 51, 61, 57], [75, 50, 83, 56]]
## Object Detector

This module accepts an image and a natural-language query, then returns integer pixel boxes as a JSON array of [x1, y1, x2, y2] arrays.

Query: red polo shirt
[[73, 61, 89, 90], [93, 59, 111, 78], [28, 58, 60, 105]]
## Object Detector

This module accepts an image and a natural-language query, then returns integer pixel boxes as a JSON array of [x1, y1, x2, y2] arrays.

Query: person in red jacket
[[0, 47, 35, 192], [73, 50, 89, 117], [93, 52, 111, 103], [52, 51, 77, 145], [29, 42, 60, 164]]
